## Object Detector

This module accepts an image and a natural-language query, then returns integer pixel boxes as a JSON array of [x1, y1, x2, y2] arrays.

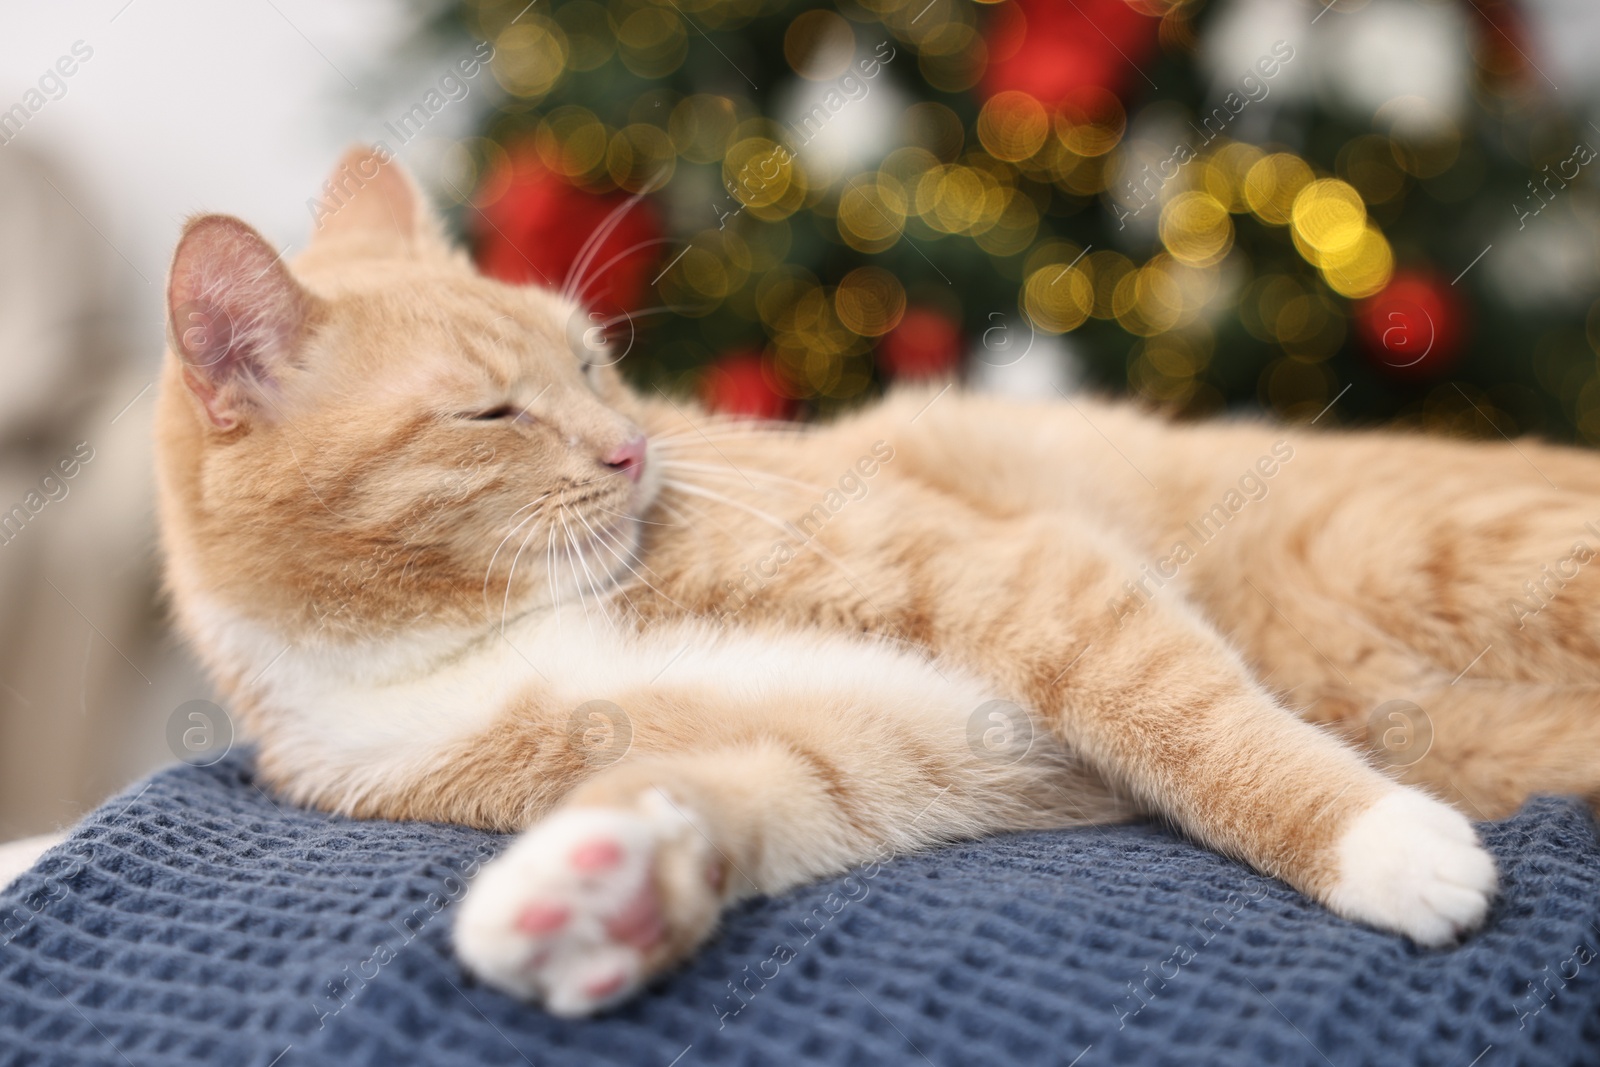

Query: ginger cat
[[157, 148, 1600, 1017]]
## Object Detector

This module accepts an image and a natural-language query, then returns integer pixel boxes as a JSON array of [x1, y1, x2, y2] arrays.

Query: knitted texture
[[2, 756, 1598, 1067]]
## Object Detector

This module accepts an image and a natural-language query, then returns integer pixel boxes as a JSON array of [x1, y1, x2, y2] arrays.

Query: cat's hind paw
[[454, 791, 725, 1016], [1324, 788, 1497, 947]]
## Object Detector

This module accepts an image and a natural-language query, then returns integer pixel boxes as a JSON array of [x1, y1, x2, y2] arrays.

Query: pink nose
[[603, 433, 647, 483]]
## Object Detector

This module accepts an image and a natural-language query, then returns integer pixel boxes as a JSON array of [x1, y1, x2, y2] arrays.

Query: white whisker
[[558, 512, 592, 627], [575, 243, 682, 308], [650, 424, 808, 446], [561, 173, 670, 305], [662, 477, 864, 588], [580, 513, 692, 614], [657, 459, 823, 492], [561, 509, 614, 632], [500, 514, 547, 634], [482, 494, 552, 617], [545, 526, 562, 631], [596, 503, 679, 528]]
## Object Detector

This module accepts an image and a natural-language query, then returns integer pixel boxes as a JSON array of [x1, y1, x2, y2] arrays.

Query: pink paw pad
[[514, 902, 570, 935], [583, 971, 628, 1001], [604, 880, 664, 949], [570, 839, 624, 873]]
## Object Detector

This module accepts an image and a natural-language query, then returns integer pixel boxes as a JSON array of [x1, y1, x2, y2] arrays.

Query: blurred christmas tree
[[413, 0, 1600, 442]]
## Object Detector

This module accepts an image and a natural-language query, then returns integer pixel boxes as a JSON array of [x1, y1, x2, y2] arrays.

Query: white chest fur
[[186, 595, 1000, 812]]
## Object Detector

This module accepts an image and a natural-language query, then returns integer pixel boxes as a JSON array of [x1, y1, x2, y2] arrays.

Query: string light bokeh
[[420, 0, 1600, 441]]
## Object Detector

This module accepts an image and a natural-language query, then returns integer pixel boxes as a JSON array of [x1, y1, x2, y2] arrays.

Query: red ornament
[[878, 307, 964, 380], [982, 0, 1160, 106], [1355, 271, 1466, 379], [473, 149, 662, 313], [701, 351, 795, 420], [1468, 0, 1539, 92]]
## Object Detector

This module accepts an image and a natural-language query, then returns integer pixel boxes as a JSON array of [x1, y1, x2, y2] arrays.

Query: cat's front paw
[[454, 791, 725, 1016], [1323, 789, 1497, 946]]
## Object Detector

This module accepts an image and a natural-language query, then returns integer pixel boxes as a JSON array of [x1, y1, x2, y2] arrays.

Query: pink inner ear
[[171, 299, 239, 374], [167, 215, 313, 428]]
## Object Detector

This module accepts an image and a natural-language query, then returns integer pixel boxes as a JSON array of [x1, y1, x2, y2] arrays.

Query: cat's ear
[[307, 145, 448, 256], [166, 214, 319, 431]]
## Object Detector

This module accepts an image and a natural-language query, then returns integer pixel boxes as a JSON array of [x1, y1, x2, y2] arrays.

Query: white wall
[[0, 0, 482, 837]]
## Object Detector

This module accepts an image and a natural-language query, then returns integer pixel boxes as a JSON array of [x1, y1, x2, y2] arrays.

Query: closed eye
[[465, 404, 517, 421]]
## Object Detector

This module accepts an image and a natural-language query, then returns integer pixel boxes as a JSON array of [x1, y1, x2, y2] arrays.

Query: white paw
[[1324, 789, 1498, 947], [454, 792, 725, 1016]]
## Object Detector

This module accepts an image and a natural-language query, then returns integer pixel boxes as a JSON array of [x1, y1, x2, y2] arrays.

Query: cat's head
[[154, 147, 664, 650]]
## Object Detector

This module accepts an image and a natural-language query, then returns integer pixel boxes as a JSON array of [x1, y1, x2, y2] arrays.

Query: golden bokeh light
[[1024, 263, 1094, 333], [838, 173, 908, 253], [607, 123, 675, 190], [977, 91, 1050, 162], [1115, 260, 1185, 336], [552, 1, 615, 71], [493, 18, 569, 99], [1316, 222, 1394, 299], [657, 246, 729, 317], [668, 94, 740, 164], [1129, 330, 1213, 406], [723, 136, 805, 218], [535, 106, 608, 178], [919, 35, 988, 94], [834, 267, 908, 337], [1159, 192, 1234, 267], [1243, 152, 1313, 226], [616, 7, 688, 79], [914, 164, 1006, 235], [1084, 250, 1135, 319], [1055, 87, 1126, 157], [974, 188, 1040, 257], [1054, 150, 1111, 197], [756, 265, 820, 330], [783, 9, 855, 79], [881, 146, 942, 187], [1291, 179, 1366, 257], [1200, 142, 1264, 213]]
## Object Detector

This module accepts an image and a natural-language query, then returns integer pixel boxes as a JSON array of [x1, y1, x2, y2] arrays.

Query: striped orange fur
[[152, 149, 1583, 1014]]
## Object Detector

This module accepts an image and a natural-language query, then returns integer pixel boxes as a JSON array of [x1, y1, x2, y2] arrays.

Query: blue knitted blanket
[[2, 755, 1597, 1066]]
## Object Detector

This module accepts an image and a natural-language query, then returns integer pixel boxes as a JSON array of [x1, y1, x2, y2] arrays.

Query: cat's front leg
[[1045, 601, 1500, 945], [451, 640, 1103, 1015], [1320, 788, 1498, 945], [923, 515, 1499, 945], [454, 781, 724, 1016]]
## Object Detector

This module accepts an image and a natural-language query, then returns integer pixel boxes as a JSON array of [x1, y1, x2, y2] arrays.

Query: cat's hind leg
[[1306, 680, 1600, 820]]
